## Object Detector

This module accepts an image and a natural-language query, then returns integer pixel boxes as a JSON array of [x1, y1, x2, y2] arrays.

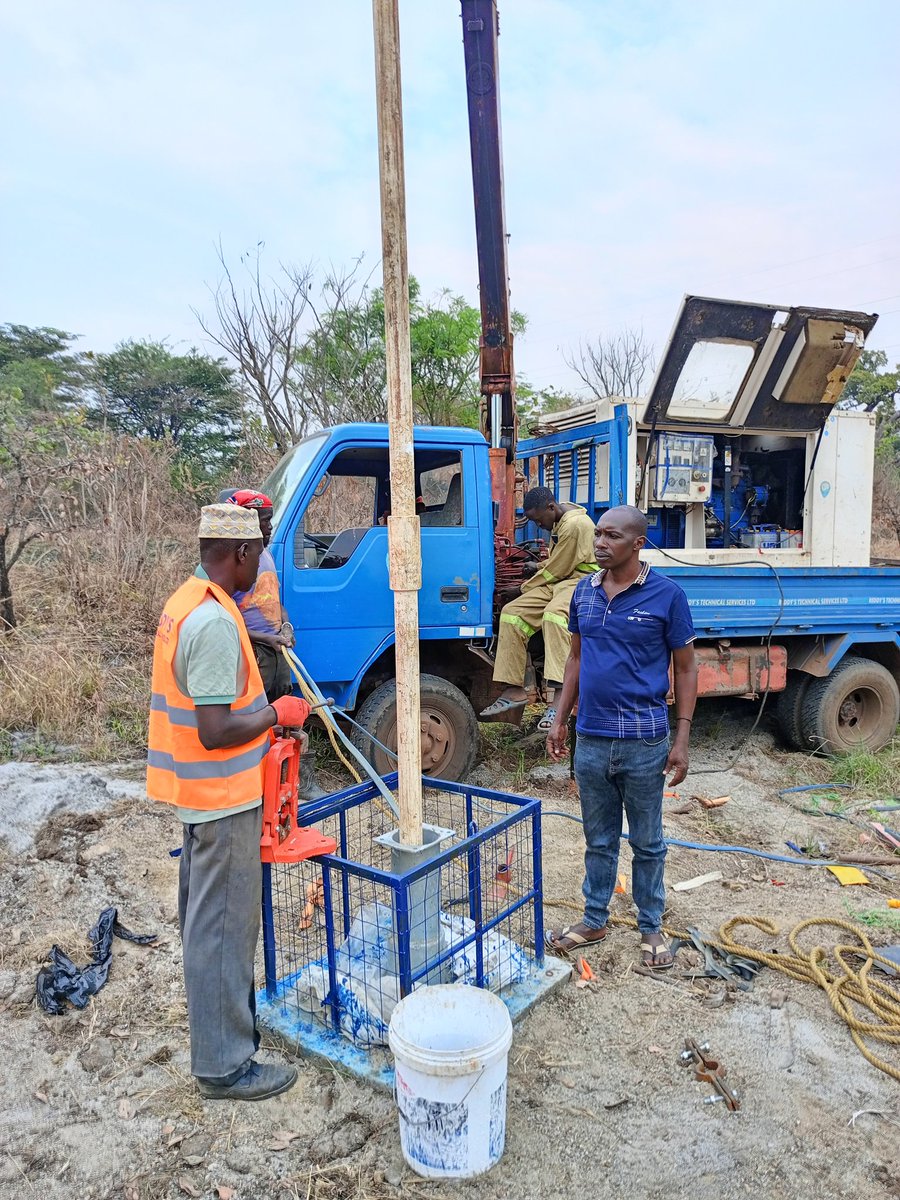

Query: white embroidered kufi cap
[[198, 503, 262, 540]]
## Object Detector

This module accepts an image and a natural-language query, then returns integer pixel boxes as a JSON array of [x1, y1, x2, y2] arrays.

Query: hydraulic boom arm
[[460, 0, 518, 544]]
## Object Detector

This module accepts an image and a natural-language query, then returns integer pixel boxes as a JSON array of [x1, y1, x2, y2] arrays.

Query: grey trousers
[[178, 805, 263, 1083]]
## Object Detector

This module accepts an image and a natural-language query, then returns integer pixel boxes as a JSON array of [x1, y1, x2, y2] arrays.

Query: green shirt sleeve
[[178, 607, 242, 705], [522, 510, 596, 590]]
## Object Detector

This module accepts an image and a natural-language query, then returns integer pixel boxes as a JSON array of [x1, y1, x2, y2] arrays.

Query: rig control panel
[[654, 432, 715, 504]]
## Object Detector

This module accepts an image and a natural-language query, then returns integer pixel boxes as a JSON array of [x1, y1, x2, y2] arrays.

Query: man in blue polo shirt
[[545, 505, 697, 970]]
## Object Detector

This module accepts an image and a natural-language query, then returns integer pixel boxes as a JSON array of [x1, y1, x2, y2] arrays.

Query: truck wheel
[[352, 674, 480, 782], [775, 670, 812, 750], [798, 656, 900, 755]]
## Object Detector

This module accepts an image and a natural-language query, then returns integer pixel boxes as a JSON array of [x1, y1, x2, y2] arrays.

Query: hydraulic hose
[[540, 811, 898, 870], [281, 646, 400, 820]]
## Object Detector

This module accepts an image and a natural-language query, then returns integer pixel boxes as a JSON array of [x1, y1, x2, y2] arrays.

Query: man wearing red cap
[[226, 490, 293, 702], [226, 489, 326, 802]]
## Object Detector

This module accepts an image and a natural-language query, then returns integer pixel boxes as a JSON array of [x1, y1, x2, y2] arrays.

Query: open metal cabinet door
[[642, 295, 878, 432]]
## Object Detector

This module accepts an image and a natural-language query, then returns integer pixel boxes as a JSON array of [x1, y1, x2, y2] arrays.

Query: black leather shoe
[[197, 1060, 297, 1101]]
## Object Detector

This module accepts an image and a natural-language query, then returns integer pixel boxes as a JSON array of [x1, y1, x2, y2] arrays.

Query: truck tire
[[775, 670, 812, 750], [352, 674, 480, 782], [798, 656, 900, 755]]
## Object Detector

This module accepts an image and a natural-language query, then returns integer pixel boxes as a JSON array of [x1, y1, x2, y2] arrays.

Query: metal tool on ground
[[680, 1038, 741, 1111], [670, 926, 759, 990], [540, 900, 900, 1082]]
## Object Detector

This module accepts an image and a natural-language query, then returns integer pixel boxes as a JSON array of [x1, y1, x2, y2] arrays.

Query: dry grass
[[0, 437, 202, 759], [2, 926, 95, 973]]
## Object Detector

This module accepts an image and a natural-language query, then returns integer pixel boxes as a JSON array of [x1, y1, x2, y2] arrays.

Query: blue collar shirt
[[568, 563, 696, 739]]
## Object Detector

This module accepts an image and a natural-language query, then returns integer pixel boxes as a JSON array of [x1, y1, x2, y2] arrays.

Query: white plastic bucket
[[388, 984, 514, 1179]]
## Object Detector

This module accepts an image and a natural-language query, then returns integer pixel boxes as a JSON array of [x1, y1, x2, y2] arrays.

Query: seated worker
[[480, 487, 598, 732], [228, 489, 325, 801]]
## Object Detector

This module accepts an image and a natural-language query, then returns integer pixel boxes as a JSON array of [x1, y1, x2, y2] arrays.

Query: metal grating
[[261, 774, 544, 1050]]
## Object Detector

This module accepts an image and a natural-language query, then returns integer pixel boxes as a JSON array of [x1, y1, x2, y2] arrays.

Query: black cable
[[644, 538, 786, 775], [635, 407, 659, 509], [801, 423, 827, 502]]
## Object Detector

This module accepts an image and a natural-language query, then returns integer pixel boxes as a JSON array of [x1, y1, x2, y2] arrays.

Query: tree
[[198, 246, 529, 447], [564, 327, 655, 400], [840, 349, 900, 414], [198, 248, 396, 446], [0, 323, 86, 410], [196, 244, 317, 454], [0, 324, 96, 629], [0, 396, 92, 630], [839, 348, 900, 465], [409, 289, 481, 427], [515, 382, 582, 432], [91, 340, 243, 472], [410, 290, 528, 428], [294, 264, 390, 431]]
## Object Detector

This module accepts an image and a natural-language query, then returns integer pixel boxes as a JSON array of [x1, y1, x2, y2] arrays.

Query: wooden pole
[[372, 0, 423, 846]]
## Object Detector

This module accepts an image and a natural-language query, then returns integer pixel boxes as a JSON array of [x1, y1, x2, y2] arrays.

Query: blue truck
[[264, 352, 900, 783], [263, 3, 900, 780]]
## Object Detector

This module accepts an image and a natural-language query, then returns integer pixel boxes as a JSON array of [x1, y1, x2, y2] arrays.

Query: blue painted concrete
[[256, 954, 571, 1092]]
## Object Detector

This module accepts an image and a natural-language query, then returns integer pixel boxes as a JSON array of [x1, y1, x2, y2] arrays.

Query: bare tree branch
[[195, 247, 389, 450], [194, 242, 314, 453], [564, 328, 656, 401]]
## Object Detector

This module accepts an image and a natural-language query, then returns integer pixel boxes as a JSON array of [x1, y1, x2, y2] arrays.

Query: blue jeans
[[574, 733, 668, 934]]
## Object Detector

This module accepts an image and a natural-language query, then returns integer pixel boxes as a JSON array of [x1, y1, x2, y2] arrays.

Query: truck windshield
[[262, 433, 329, 531]]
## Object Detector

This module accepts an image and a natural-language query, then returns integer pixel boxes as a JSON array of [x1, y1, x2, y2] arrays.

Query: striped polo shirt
[[568, 562, 696, 739]]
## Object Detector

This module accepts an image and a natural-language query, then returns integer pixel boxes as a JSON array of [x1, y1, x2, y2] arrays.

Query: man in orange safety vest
[[147, 502, 309, 1101]]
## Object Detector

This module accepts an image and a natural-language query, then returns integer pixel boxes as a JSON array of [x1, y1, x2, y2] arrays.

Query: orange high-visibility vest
[[147, 575, 271, 811]]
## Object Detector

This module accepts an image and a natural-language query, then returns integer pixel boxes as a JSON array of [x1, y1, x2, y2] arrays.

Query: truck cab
[[265, 423, 495, 780]]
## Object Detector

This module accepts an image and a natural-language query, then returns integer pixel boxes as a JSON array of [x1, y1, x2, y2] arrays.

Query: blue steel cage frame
[[517, 406, 630, 531], [260, 773, 545, 1032]]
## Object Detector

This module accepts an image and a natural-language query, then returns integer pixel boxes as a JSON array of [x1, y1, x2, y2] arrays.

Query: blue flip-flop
[[536, 706, 557, 734]]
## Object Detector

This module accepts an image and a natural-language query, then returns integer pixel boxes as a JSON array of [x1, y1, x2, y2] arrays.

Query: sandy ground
[[1, 701, 899, 1200]]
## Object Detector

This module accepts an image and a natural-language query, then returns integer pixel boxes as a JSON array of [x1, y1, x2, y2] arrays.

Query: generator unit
[[528, 296, 877, 569]]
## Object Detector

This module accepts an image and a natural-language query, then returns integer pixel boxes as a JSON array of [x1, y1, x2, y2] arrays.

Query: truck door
[[279, 441, 483, 708]]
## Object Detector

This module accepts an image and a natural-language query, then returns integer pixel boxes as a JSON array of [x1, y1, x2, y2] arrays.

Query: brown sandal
[[545, 924, 609, 954], [640, 938, 675, 971]]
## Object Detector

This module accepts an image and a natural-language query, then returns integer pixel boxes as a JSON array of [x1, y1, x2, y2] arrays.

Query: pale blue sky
[[2, 0, 898, 397]]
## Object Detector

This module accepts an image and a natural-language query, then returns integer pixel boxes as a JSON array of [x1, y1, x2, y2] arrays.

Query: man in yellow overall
[[480, 487, 598, 731]]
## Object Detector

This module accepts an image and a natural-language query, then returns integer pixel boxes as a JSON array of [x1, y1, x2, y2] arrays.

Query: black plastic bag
[[36, 907, 157, 1015]]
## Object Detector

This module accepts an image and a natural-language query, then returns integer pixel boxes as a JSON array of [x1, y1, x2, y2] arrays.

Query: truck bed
[[661, 566, 900, 640]]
